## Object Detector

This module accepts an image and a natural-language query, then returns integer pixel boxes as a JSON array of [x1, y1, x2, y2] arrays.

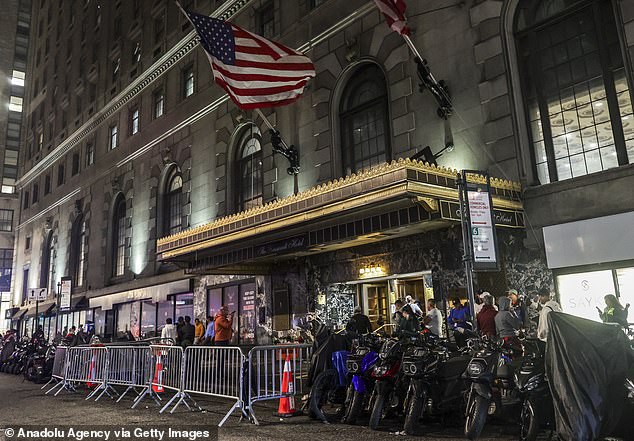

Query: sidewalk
[[0, 374, 519, 441]]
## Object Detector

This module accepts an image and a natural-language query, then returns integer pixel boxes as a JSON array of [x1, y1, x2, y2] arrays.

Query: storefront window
[[174, 293, 193, 321], [207, 288, 222, 319], [141, 300, 157, 338], [157, 299, 174, 331], [115, 302, 132, 339], [556, 270, 615, 322], [615, 268, 634, 309], [94, 308, 106, 337]]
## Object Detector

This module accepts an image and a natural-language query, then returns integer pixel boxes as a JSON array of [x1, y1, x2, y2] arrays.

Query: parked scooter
[[341, 333, 381, 424], [368, 337, 408, 430], [24, 341, 56, 383], [463, 336, 524, 440], [401, 333, 471, 435], [514, 339, 554, 441]]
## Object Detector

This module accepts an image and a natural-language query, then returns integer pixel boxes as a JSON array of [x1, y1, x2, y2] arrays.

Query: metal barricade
[[246, 344, 313, 425], [43, 346, 74, 396], [64, 345, 113, 401], [104, 345, 153, 403], [182, 346, 246, 426], [132, 345, 184, 413]]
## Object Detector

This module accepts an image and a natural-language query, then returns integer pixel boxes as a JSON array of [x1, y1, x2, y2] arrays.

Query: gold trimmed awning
[[157, 159, 523, 273]]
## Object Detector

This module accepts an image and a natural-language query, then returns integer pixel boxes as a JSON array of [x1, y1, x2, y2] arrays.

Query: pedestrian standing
[[405, 295, 423, 316], [194, 318, 205, 345], [203, 315, 215, 345], [477, 294, 498, 337], [423, 299, 443, 337], [180, 316, 195, 347], [537, 291, 561, 342], [214, 306, 235, 346], [597, 294, 628, 328], [347, 306, 373, 335], [176, 316, 185, 346], [448, 298, 471, 347], [160, 318, 177, 344]]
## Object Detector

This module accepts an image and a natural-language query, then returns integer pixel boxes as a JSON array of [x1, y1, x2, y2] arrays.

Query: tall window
[[0, 249, 12, 293], [44, 174, 51, 194], [153, 88, 164, 119], [70, 217, 86, 287], [40, 232, 54, 294], [112, 196, 126, 277], [57, 164, 65, 186], [516, 0, 633, 184], [236, 126, 263, 211], [109, 125, 118, 149], [85, 143, 94, 166], [72, 153, 80, 175], [258, 2, 275, 38], [340, 64, 390, 175], [164, 171, 183, 236], [0, 209, 13, 232], [183, 65, 194, 98], [130, 107, 139, 135]]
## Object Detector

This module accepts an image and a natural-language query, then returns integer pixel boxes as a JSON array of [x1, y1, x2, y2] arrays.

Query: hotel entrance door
[[364, 284, 389, 329]]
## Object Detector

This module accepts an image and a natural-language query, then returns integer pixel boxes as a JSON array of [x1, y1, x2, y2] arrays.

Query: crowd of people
[[160, 304, 236, 347], [345, 288, 631, 347]]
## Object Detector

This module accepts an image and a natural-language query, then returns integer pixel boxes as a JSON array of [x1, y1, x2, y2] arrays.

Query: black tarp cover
[[545, 312, 631, 441]]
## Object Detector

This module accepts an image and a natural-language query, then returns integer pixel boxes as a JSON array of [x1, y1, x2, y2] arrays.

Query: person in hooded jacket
[[495, 296, 523, 351], [477, 294, 498, 337]]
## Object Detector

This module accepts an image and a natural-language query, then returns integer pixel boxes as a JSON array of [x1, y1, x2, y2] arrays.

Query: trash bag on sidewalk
[[545, 312, 631, 441]]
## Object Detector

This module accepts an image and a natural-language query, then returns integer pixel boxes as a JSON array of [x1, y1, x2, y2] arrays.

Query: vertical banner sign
[[59, 277, 72, 311], [463, 172, 500, 272], [239, 283, 257, 345]]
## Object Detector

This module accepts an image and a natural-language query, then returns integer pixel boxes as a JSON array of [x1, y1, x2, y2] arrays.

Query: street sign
[[463, 173, 500, 272], [59, 277, 72, 311], [28, 288, 48, 301]]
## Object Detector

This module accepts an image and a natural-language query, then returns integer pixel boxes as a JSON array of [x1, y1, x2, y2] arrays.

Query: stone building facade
[[10, 0, 634, 341]]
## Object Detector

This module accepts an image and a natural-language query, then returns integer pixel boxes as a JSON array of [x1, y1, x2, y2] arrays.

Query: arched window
[[112, 196, 126, 277], [164, 171, 183, 236], [70, 217, 86, 287], [340, 64, 390, 175], [515, 0, 633, 184], [40, 232, 54, 295], [236, 125, 263, 211]]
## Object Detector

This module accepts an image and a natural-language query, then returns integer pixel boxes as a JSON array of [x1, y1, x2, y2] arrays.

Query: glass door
[[364, 284, 388, 329]]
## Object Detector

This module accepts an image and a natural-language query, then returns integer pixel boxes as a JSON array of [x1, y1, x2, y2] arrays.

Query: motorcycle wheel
[[309, 369, 340, 424], [343, 386, 365, 425], [369, 390, 387, 430], [24, 366, 37, 382], [519, 398, 540, 441], [464, 393, 489, 440], [403, 386, 427, 435]]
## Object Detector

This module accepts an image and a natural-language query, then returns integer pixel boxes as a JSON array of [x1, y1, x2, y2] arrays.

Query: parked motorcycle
[[463, 337, 524, 440], [341, 333, 381, 424], [514, 339, 554, 441], [24, 341, 55, 383], [368, 337, 408, 430], [401, 334, 471, 435], [309, 349, 350, 423]]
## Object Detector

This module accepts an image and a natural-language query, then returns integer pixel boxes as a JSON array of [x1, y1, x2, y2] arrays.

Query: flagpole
[[402, 34, 441, 86], [254, 108, 291, 150], [254, 108, 300, 195]]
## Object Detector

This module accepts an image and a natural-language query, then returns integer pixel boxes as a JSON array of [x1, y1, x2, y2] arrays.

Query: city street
[[0, 374, 519, 441]]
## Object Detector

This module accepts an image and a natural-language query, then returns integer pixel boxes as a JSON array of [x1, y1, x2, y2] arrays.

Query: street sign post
[[59, 277, 72, 311], [457, 170, 500, 331], [28, 288, 48, 335]]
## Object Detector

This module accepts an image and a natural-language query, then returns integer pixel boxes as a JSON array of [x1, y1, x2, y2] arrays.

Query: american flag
[[373, 0, 410, 36], [186, 11, 316, 109]]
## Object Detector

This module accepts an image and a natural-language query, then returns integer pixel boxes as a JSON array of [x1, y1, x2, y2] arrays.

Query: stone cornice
[[16, 0, 254, 189]]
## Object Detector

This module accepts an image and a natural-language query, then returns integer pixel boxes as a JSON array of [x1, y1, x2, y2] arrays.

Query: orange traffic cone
[[274, 355, 302, 418], [152, 352, 164, 393]]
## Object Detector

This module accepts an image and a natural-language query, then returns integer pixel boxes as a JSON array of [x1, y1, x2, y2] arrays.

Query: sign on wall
[[59, 277, 72, 311], [463, 175, 499, 271], [557, 270, 615, 323]]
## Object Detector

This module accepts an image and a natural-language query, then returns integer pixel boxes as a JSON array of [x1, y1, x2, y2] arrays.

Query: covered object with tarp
[[545, 312, 633, 441]]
